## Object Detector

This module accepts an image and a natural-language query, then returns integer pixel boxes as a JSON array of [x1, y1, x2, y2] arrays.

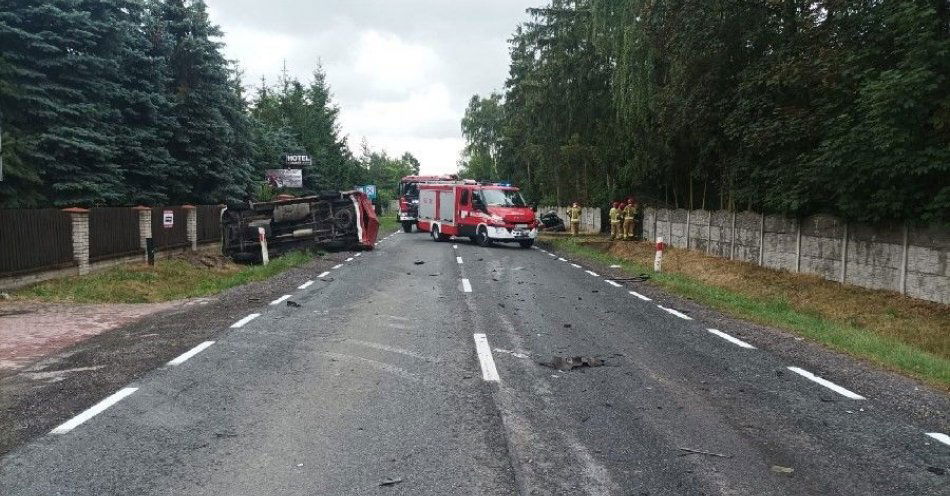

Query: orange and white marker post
[[654, 236, 665, 272], [258, 227, 270, 265]]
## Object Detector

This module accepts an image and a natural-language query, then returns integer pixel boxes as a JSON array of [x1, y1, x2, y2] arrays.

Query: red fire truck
[[417, 180, 538, 248], [397, 174, 458, 232]]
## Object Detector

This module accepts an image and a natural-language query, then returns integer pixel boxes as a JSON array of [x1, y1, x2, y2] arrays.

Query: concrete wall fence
[[0, 205, 223, 291], [641, 207, 948, 305]]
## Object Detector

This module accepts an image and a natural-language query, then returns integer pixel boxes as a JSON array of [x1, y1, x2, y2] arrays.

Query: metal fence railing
[[150, 207, 189, 250], [0, 208, 75, 275], [197, 205, 222, 243], [89, 207, 140, 261]]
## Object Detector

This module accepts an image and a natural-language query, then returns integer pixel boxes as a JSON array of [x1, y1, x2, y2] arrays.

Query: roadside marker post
[[654, 236, 665, 272], [258, 227, 269, 265]]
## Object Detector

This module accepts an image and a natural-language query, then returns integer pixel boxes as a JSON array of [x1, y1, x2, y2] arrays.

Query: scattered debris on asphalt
[[539, 356, 604, 371], [563, 323, 572, 328], [494, 348, 530, 359], [607, 275, 651, 282], [771, 465, 795, 475], [413, 260, 425, 265], [286, 300, 301, 308], [678, 447, 730, 458], [927, 466, 945, 476], [379, 477, 403, 487]]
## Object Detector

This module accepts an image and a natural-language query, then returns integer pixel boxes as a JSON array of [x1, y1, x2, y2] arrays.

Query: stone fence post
[[182, 205, 197, 251], [133, 206, 152, 261], [62, 207, 90, 275]]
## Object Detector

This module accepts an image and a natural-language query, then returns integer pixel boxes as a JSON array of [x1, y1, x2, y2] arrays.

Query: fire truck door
[[439, 190, 456, 223]]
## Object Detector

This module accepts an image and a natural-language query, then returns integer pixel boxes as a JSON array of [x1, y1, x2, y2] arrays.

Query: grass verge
[[544, 235, 950, 389], [13, 251, 315, 304], [377, 214, 399, 232]]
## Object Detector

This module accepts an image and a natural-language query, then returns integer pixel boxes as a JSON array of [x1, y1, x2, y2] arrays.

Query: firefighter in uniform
[[609, 201, 622, 240], [568, 202, 582, 236], [622, 198, 638, 240]]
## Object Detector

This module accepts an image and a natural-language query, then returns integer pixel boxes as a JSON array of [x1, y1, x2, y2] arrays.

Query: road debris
[[413, 260, 425, 265], [539, 356, 604, 371], [927, 466, 945, 476], [607, 275, 651, 282], [677, 447, 730, 458], [286, 300, 301, 308], [379, 477, 403, 487], [771, 465, 795, 475]]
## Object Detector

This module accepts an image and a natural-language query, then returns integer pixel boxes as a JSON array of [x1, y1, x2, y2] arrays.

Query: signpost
[[355, 185, 377, 201], [163, 210, 174, 228]]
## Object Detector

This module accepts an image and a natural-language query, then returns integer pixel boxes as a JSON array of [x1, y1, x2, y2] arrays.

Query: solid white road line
[[925, 432, 950, 447], [571, 263, 582, 268], [332, 264, 343, 270], [787, 366, 866, 400], [456, 256, 463, 264], [461, 279, 473, 293], [605, 280, 622, 287], [50, 387, 138, 434], [270, 294, 293, 306], [298, 280, 315, 290], [167, 341, 215, 366], [707, 329, 756, 349], [317, 271, 330, 278], [473, 334, 500, 382], [345, 257, 354, 262], [230, 313, 261, 328], [585, 270, 600, 277], [657, 305, 693, 320], [629, 291, 652, 301]]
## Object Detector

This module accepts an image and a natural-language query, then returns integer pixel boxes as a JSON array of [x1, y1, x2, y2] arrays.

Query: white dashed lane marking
[[345, 257, 354, 262], [317, 271, 330, 278], [354, 252, 362, 257], [298, 280, 315, 290], [629, 291, 652, 301], [332, 264, 343, 270], [50, 387, 138, 434], [167, 341, 215, 366], [269, 295, 292, 306], [787, 366, 866, 400], [473, 334, 500, 382], [571, 263, 582, 269], [657, 305, 692, 320], [707, 329, 756, 349], [230, 313, 260, 328], [453, 244, 458, 249], [456, 256, 463, 265], [558, 257, 567, 262], [461, 279, 473, 293], [585, 270, 600, 277], [925, 432, 950, 447], [605, 280, 622, 288]]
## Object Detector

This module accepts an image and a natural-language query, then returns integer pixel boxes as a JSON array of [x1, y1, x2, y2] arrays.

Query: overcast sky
[[204, 0, 539, 175]]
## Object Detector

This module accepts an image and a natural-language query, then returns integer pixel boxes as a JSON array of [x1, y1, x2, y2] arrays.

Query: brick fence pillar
[[62, 208, 90, 275], [182, 205, 197, 251], [133, 206, 152, 261]]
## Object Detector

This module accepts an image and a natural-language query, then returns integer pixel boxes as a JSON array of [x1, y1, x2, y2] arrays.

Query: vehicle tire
[[402, 221, 413, 233], [431, 225, 440, 242], [519, 239, 534, 249], [476, 226, 493, 247]]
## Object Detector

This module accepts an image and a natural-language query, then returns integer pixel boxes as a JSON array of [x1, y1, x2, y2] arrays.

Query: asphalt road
[[1, 231, 947, 495]]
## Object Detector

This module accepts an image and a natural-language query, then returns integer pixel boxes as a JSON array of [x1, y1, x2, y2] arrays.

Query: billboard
[[265, 169, 303, 188], [281, 154, 312, 167]]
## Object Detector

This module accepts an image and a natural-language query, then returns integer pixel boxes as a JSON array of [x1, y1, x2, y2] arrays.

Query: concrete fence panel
[[640, 206, 948, 304]]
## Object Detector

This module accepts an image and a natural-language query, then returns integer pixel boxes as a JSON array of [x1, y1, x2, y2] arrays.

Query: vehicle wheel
[[431, 225, 440, 241], [519, 239, 534, 249], [476, 226, 493, 247], [402, 221, 413, 233]]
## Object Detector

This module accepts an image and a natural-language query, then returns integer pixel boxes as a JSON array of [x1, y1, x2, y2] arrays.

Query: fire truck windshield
[[479, 189, 526, 207]]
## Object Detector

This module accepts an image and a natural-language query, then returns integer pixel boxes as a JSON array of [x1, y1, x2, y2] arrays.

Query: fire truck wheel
[[519, 239, 534, 249], [432, 225, 448, 242], [401, 221, 413, 233], [476, 226, 493, 247]]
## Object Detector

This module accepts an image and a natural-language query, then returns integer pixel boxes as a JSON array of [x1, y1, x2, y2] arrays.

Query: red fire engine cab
[[397, 174, 458, 233], [417, 180, 538, 248]]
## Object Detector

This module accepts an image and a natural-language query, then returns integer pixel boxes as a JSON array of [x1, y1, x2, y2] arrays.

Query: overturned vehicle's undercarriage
[[221, 191, 379, 263]]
